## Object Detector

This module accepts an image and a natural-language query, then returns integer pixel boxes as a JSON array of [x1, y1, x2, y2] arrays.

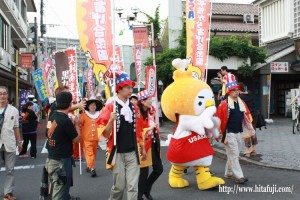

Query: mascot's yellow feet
[[169, 165, 189, 188], [194, 166, 225, 190]]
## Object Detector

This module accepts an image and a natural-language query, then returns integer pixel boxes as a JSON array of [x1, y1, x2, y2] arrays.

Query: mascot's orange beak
[[205, 99, 214, 108]]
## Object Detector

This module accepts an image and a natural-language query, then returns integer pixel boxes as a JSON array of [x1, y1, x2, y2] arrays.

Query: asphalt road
[[0, 141, 299, 200]]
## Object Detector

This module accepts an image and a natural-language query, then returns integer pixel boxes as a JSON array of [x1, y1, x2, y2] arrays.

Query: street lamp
[[116, 6, 139, 25]]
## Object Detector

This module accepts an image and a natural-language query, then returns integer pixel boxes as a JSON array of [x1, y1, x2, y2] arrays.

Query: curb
[[213, 147, 300, 172], [160, 133, 300, 172]]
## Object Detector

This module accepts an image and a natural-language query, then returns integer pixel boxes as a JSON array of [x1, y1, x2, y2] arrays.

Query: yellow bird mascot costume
[[161, 58, 225, 190]]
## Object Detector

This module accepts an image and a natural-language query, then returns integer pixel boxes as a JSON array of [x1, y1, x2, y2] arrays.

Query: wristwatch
[[17, 141, 23, 144]]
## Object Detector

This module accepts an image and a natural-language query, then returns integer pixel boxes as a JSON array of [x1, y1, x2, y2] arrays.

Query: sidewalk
[[159, 116, 300, 171]]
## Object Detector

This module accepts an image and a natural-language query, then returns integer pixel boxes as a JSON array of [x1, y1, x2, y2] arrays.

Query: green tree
[[145, 21, 267, 86], [144, 21, 186, 86], [209, 35, 267, 76], [139, 5, 161, 41]]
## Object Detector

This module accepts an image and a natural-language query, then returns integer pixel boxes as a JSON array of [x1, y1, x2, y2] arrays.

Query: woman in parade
[[19, 101, 38, 158], [136, 90, 163, 200], [75, 97, 102, 177]]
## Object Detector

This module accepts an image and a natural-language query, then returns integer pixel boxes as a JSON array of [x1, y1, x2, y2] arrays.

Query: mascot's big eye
[[198, 101, 202, 106]]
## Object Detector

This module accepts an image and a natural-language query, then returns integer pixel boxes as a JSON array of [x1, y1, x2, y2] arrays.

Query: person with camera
[[0, 86, 22, 200], [45, 92, 81, 200]]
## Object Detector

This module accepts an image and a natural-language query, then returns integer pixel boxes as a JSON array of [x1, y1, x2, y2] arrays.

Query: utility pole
[[40, 0, 46, 38], [15, 50, 19, 107], [34, 17, 38, 70]]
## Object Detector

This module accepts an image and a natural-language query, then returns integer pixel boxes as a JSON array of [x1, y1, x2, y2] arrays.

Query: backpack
[[256, 113, 267, 130]]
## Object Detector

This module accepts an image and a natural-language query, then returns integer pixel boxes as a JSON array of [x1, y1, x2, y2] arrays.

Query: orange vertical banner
[[76, 0, 112, 84], [186, 0, 210, 80]]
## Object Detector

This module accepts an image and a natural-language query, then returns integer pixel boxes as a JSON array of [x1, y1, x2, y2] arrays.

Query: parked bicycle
[[293, 106, 300, 134]]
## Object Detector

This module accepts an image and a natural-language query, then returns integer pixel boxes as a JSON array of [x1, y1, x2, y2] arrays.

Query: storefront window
[[0, 15, 8, 51]]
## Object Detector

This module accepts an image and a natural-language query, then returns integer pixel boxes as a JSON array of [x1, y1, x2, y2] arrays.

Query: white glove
[[205, 117, 220, 138], [177, 107, 217, 136]]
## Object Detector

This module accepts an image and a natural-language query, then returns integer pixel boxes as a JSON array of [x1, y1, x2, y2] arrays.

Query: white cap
[[96, 93, 101, 97], [33, 99, 37, 102], [28, 94, 34, 98]]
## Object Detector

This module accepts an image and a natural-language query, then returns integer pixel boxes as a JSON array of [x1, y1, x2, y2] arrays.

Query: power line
[[43, 1, 78, 38]]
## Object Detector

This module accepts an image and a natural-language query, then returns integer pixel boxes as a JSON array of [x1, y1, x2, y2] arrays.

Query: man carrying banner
[[97, 71, 146, 200]]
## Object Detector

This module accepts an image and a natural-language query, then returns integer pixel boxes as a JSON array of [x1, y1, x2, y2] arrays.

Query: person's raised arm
[[70, 100, 86, 112]]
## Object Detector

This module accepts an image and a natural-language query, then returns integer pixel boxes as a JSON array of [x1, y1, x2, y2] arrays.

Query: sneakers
[[224, 174, 235, 180], [19, 154, 29, 158], [235, 177, 248, 184], [90, 168, 97, 177], [4, 193, 16, 200]]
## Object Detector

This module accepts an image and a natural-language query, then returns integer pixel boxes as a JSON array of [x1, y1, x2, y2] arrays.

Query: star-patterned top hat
[[224, 73, 240, 94], [138, 89, 151, 101], [113, 70, 135, 92]]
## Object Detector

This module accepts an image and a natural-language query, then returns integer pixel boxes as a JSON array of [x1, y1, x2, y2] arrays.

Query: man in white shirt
[[0, 86, 22, 200]]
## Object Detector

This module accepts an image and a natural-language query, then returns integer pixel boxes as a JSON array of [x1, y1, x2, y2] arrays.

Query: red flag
[[133, 27, 149, 48], [133, 44, 142, 88], [66, 49, 79, 102], [20, 54, 33, 69], [115, 46, 124, 71]]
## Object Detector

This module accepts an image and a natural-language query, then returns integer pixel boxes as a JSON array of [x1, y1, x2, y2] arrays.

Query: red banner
[[133, 44, 142, 88], [66, 49, 79, 102], [186, 0, 210, 79], [133, 27, 149, 48], [145, 66, 156, 98], [115, 46, 124, 71], [20, 54, 33, 69], [80, 0, 113, 68]]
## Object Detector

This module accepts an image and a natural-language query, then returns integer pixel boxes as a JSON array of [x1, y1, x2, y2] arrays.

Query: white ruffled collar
[[85, 111, 100, 119]]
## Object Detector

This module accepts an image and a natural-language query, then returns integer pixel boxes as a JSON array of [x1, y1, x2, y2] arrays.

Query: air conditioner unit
[[243, 14, 254, 24]]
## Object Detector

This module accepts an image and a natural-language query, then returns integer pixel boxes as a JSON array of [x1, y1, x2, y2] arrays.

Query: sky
[[28, 0, 254, 42]]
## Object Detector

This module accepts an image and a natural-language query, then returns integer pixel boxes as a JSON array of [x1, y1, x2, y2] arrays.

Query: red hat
[[224, 73, 240, 94], [104, 69, 135, 92], [138, 89, 151, 101], [115, 70, 135, 92]]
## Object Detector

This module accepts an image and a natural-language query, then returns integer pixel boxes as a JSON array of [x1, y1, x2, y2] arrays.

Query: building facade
[[254, 0, 300, 117], [0, 0, 37, 105]]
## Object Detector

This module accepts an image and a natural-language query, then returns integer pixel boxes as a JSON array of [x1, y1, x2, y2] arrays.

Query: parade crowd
[[0, 65, 262, 200]]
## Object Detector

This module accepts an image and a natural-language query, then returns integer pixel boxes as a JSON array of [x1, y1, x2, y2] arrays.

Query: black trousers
[[138, 142, 163, 199], [19, 134, 37, 157]]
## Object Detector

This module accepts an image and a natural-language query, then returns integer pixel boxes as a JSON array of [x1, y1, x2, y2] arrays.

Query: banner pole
[[79, 143, 82, 175], [112, 0, 117, 146], [204, 0, 213, 83], [150, 22, 159, 127]]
